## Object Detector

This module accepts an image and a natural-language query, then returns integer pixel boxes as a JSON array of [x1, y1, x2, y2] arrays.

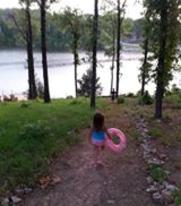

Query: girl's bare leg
[[95, 145, 105, 166], [94, 146, 100, 164]]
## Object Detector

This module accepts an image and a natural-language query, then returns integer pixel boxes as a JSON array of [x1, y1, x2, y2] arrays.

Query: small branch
[[121, 0, 127, 12], [35, 0, 41, 7]]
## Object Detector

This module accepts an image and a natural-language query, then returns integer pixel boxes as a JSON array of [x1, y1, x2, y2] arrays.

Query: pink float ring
[[105, 128, 127, 153]]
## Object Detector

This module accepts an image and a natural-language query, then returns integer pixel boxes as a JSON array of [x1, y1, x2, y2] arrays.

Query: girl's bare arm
[[104, 127, 112, 139]]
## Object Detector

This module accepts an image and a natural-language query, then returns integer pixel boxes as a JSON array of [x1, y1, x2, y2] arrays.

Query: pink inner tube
[[105, 128, 127, 153]]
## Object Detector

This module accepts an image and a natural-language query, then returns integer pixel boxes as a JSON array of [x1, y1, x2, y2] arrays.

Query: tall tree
[[10, 1, 37, 99], [155, 1, 168, 118], [36, 0, 54, 103], [100, 0, 117, 94], [139, 11, 152, 96], [144, 0, 181, 118], [90, 0, 99, 108], [61, 8, 82, 98], [24, 0, 37, 99], [116, 0, 126, 99]]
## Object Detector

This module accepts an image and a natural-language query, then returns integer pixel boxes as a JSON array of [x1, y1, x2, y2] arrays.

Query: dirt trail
[[22, 104, 154, 206]]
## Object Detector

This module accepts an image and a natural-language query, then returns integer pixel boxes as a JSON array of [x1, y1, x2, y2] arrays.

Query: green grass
[[148, 127, 162, 138], [172, 187, 181, 206], [165, 93, 181, 109], [0, 98, 105, 194], [149, 165, 168, 183]]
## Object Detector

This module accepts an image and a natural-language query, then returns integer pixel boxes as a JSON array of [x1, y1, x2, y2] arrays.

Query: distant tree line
[[0, 8, 143, 51]]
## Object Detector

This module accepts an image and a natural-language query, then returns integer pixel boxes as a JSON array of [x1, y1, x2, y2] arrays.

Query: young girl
[[88, 112, 112, 166]]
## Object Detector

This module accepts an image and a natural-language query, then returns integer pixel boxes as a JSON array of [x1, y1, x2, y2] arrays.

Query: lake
[[0, 49, 180, 99]]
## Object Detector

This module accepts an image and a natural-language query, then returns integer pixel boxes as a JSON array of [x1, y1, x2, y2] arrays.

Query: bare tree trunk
[[40, 0, 51, 103], [110, 26, 116, 94], [26, 0, 37, 99], [73, 33, 79, 98], [155, 2, 168, 119], [90, 0, 99, 108], [141, 37, 149, 96], [116, 0, 126, 100], [116, 0, 121, 99], [26, 43, 33, 99], [110, 66, 114, 94]]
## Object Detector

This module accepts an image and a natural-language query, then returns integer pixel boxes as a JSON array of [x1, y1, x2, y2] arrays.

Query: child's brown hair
[[93, 112, 105, 131]]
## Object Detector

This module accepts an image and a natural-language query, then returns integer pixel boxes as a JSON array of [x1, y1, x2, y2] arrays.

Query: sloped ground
[[22, 102, 154, 206]]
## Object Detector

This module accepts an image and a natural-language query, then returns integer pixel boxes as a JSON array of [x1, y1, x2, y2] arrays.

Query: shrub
[[126, 93, 135, 98], [149, 165, 168, 183], [66, 95, 73, 99], [138, 91, 153, 105], [36, 78, 44, 99], [118, 96, 125, 104], [77, 68, 102, 97], [172, 187, 181, 206]]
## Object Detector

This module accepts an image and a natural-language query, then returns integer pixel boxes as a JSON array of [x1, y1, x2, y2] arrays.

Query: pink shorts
[[91, 138, 105, 146]]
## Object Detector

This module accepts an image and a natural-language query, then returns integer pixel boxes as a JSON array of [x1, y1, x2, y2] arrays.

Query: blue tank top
[[92, 130, 106, 141]]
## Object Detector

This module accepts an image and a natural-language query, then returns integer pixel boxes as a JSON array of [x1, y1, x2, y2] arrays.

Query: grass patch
[[129, 128, 141, 140], [165, 93, 181, 109], [0, 98, 105, 194], [148, 127, 162, 138]]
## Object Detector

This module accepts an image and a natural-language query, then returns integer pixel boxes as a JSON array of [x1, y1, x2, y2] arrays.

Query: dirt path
[[22, 104, 154, 206]]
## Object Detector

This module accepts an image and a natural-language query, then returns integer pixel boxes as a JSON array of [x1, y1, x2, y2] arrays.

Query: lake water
[[0, 49, 180, 99]]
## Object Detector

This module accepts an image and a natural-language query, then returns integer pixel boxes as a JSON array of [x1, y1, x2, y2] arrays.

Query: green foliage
[[148, 127, 162, 138], [0, 99, 95, 194], [138, 91, 153, 105], [175, 196, 181, 206], [117, 96, 125, 104], [35, 77, 44, 99], [149, 165, 168, 183], [25, 76, 44, 99], [19, 121, 51, 140], [0, 8, 146, 51], [20, 101, 31, 108], [165, 84, 181, 109], [69, 99, 82, 105], [126, 93, 135, 98], [77, 68, 102, 97], [61, 7, 82, 44], [172, 187, 181, 206], [170, 84, 181, 95], [143, 0, 181, 87]]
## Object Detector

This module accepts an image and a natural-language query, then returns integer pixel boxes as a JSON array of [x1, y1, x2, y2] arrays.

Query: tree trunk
[[26, 42, 33, 99], [141, 37, 149, 96], [73, 33, 79, 98], [40, 0, 51, 103], [110, 66, 114, 94], [116, 0, 121, 99], [155, 2, 168, 119], [90, 0, 99, 108], [110, 25, 116, 94], [26, 0, 37, 99]]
